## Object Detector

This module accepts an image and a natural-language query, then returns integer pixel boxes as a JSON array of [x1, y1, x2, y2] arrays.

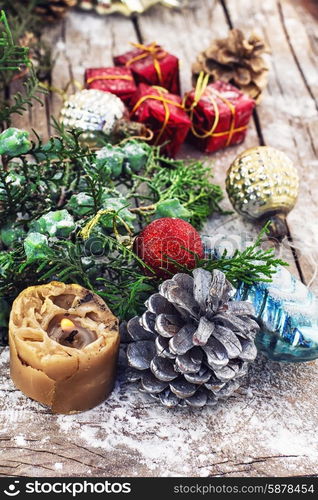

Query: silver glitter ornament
[[60, 89, 125, 136], [226, 146, 299, 238]]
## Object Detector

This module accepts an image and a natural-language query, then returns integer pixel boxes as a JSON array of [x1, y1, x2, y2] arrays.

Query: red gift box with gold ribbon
[[130, 84, 191, 157], [85, 67, 137, 105], [184, 76, 255, 153], [114, 42, 180, 95]]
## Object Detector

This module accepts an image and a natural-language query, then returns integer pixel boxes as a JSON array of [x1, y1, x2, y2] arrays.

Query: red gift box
[[114, 42, 180, 96], [184, 78, 255, 153], [130, 84, 191, 157], [85, 67, 137, 105]]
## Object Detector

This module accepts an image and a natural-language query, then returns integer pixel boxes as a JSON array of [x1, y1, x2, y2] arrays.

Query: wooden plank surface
[[135, 0, 300, 276], [2, 0, 318, 477], [221, 0, 318, 293]]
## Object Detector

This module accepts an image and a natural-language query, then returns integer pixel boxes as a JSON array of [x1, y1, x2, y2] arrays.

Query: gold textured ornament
[[78, 0, 185, 16], [226, 146, 299, 238]]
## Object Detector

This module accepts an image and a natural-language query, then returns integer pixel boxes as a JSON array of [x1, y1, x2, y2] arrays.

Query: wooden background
[[1, 0, 318, 477]]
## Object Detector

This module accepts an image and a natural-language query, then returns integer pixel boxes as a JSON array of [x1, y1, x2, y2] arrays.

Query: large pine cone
[[192, 29, 269, 102], [30, 0, 77, 22], [126, 268, 259, 408]]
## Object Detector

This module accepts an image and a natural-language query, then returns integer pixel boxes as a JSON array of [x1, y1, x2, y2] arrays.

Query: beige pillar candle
[[9, 281, 120, 414]]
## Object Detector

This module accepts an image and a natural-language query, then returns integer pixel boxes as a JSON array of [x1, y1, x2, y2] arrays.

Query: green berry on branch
[[121, 140, 151, 173], [24, 232, 50, 259], [0, 128, 32, 157], [99, 197, 136, 230], [0, 222, 26, 249], [95, 140, 152, 179], [154, 198, 192, 221], [95, 145, 125, 179], [68, 193, 96, 217]]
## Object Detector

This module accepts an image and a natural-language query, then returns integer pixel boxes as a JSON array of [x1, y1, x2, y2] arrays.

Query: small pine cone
[[31, 0, 77, 22], [126, 268, 259, 408], [192, 29, 270, 103], [111, 119, 149, 143]]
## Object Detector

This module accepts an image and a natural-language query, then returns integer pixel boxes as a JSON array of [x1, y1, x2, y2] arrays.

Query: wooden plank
[[9, 79, 50, 141], [137, 0, 228, 94], [286, 0, 318, 106], [9, 21, 61, 140], [1, 2, 318, 478], [136, 0, 299, 273], [12, 10, 139, 136], [1, 346, 318, 477], [221, 0, 318, 294], [48, 10, 139, 129]]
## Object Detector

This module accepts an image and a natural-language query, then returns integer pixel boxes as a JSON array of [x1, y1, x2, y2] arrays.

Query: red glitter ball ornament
[[134, 218, 204, 278]]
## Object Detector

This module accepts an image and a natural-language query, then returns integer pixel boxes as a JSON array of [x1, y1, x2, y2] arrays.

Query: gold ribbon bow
[[39, 79, 83, 101], [184, 72, 248, 145], [130, 86, 183, 145], [86, 74, 133, 85], [125, 42, 166, 85]]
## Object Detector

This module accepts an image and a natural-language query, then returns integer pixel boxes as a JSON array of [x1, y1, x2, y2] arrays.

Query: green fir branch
[[0, 66, 45, 127], [0, 10, 29, 71], [130, 149, 226, 228], [198, 222, 287, 287], [0, 123, 285, 322], [0, 10, 47, 129]]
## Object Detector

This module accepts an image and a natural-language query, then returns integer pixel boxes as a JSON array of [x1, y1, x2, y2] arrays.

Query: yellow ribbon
[[125, 42, 166, 85], [39, 79, 83, 101], [80, 209, 132, 241], [184, 72, 248, 145], [86, 74, 133, 84], [130, 86, 183, 146]]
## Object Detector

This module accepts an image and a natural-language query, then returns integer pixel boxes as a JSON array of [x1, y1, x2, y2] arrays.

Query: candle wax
[[48, 315, 97, 349]]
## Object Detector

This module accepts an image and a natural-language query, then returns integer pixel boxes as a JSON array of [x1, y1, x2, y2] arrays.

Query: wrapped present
[[114, 42, 180, 95], [130, 84, 191, 157], [85, 67, 137, 105], [184, 74, 255, 153]]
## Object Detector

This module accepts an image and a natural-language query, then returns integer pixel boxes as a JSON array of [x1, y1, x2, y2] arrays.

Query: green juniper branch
[[198, 223, 287, 287], [0, 215, 286, 320], [0, 12, 287, 342], [0, 9, 29, 71], [129, 148, 226, 228], [0, 10, 46, 130]]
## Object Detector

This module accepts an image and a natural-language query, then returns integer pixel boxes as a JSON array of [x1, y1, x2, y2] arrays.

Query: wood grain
[[136, 0, 299, 274], [2, 0, 318, 478], [222, 0, 318, 293]]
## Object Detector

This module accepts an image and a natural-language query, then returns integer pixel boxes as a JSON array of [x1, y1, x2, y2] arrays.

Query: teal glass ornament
[[235, 266, 318, 362]]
